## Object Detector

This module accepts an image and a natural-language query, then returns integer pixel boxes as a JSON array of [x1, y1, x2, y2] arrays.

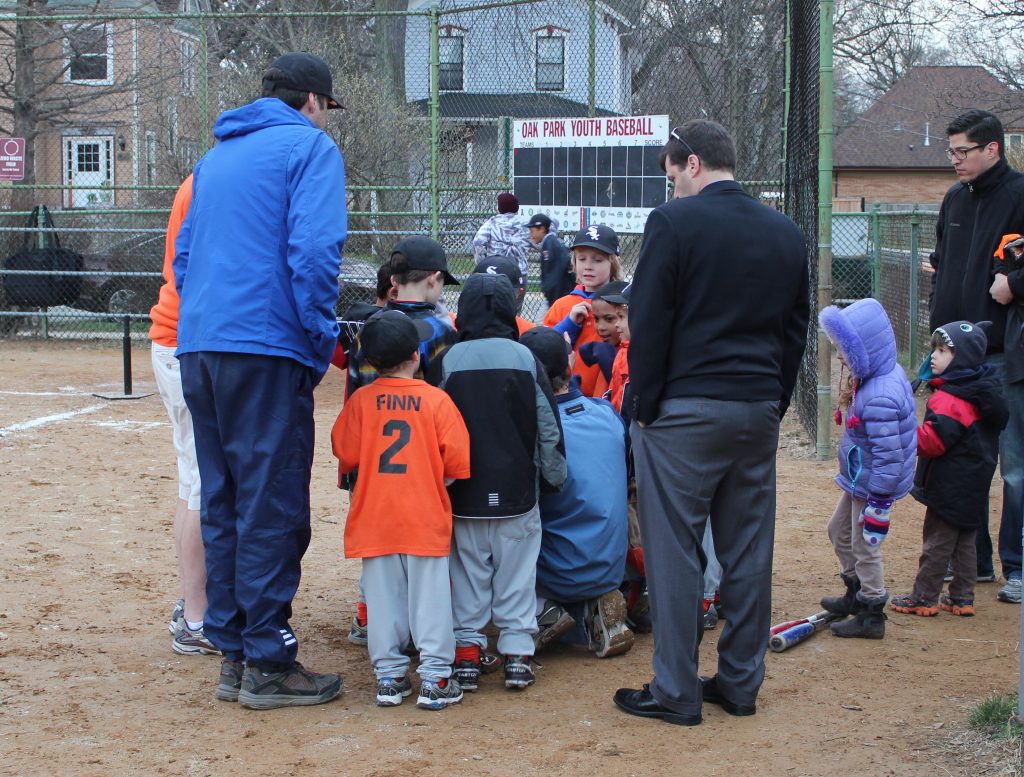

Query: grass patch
[[969, 694, 1024, 741]]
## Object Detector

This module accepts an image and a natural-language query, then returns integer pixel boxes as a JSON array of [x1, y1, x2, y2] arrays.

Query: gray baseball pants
[[362, 554, 454, 681], [450, 507, 542, 657], [632, 397, 779, 717]]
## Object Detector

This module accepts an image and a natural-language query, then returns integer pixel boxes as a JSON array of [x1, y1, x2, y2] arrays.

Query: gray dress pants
[[632, 397, 779, 717]]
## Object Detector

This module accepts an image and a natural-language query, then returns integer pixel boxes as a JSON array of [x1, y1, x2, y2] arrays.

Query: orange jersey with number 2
[[332, 377, 471, 558]]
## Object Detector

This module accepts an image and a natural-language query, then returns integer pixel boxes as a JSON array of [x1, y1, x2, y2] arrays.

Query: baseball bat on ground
[[769, 610, 843, 652]]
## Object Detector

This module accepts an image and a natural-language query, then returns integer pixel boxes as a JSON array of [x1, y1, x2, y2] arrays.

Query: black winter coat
[[912, 368, 1008, 528]]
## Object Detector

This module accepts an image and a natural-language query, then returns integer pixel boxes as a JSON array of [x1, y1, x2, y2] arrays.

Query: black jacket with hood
[[929, 157, 1024, 356], [913, 365, 1009, 529], [435, 274, 566, 518]]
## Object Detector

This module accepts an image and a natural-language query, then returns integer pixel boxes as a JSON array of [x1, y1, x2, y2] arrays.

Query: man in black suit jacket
[[613, 120, 809, 726]]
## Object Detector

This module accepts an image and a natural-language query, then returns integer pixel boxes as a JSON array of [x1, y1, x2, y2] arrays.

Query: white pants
[[362, 554, 454, 680], [151, 343, 201, 510], [450, 507, 542, 657]]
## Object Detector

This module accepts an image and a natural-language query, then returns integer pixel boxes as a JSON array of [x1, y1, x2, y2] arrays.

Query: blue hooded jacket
[[174, 97, 347, 375], [819, 298, 917, 500]]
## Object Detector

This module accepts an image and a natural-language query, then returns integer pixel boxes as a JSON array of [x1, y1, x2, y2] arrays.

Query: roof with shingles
[[408, 91, 617, 119], [835, 66, 1024, 170]]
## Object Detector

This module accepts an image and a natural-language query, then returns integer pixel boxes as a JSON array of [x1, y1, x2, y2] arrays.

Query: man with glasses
[[613, 120, 808, 725], [174, 52, 347, 709], [930, 109, 1024, 603]]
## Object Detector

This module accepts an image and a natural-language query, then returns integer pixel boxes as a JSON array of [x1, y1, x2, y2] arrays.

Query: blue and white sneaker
[[375, 675, 413, 707], [998, 576, 1022, 604], [416, 678, 463, 710]]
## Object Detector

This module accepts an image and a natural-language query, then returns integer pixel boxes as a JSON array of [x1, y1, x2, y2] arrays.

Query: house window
[[145, 131, 157, 185], [1006, 133, 1024, 151], [181, 39, 197, 97], [439, 34, 464, 91], [536, 35, 564, 92], [65, 24, 113, 85]]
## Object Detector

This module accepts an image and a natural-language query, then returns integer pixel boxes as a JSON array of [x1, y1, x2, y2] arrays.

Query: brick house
[[833, 66, 1024, 211]]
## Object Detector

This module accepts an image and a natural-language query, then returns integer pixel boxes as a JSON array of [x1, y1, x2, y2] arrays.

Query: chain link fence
[[833, 206, 937, 375], [0, 0, 823, 438]]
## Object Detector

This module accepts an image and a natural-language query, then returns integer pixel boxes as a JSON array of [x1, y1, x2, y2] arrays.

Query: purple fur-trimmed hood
[[819, 298, 896, 379], [819, 298, 917, 500]]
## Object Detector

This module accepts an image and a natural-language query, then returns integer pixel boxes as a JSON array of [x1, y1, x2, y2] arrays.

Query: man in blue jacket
[[174, 52, 347, 710]]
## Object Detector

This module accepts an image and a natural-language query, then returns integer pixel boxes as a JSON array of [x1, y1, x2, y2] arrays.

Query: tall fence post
[[870, 200, 881, 299], [815, 0, 834, 460], [587, 0, 596, 118], [909, 205, 920, 368], [428, 3, 441, 240]]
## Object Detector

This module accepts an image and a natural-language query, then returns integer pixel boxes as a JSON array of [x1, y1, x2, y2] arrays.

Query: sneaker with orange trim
[[939, 594, 975, 617], [889, 593, 939, 617]]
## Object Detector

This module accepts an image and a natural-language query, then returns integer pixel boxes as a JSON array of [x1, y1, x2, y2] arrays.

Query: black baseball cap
[[592, 280, 630, 305], [474, 256, 524, 290], [391, 235, 460, 286], [527, 213, 552, 229], [360, 310, 433, 370], [264, 52, 342, 109], [520, 326, 571, 382], [571, 224, 620, 255]]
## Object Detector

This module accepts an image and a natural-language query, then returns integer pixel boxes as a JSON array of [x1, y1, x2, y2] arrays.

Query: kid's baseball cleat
[[503, 655, 535, 689], [453, 659, 481, 691], [534, 604, 576, 651]]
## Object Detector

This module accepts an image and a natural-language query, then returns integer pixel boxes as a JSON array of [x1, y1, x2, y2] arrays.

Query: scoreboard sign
[[512, 115, 669, 234]]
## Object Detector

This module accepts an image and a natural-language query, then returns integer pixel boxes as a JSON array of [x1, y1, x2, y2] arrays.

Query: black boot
[[830, 595, 887, 639], [820, 574, 861, 616]]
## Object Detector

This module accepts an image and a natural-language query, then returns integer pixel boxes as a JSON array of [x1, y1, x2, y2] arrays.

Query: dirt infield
[[1, 341, 1020, 777]]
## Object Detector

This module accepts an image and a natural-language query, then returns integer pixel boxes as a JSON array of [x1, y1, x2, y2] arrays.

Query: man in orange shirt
[[333, 310, 472, 710], [149, 175, 217, 657]]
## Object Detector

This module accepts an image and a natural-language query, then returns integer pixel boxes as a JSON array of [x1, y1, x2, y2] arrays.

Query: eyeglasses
[[670, 127, 698, 159], [945, 143, 987, 161]]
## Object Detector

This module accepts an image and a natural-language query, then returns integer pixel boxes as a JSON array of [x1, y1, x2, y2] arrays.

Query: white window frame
[[181, 38, 197, 97], [64, 23, 114, 86], [1006, 133, 1024, 152], [533, 27, 568, 93], [180, 0, 201, 12], [439, 27, 465, 92]]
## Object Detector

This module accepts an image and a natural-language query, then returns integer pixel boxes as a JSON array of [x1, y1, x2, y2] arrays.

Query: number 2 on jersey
[[378, 420, 411, 474]]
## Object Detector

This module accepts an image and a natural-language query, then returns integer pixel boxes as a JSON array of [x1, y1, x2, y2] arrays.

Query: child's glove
[[861, 497, 893, 546]]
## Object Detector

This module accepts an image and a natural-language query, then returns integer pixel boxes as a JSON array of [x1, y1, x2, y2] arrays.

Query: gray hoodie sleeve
[[532, 358, 567, 491]]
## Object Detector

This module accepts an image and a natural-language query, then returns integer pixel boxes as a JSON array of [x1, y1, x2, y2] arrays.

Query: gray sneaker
[[172, 625, 220, 656], [997, 577, 1022, 604], [237, 663, 343, 710], [375, 675, 413, 707], [216, 659, 244, 702], [347, 616, 368, 646], [416, 677, 463, 710], [168, 598, 184, 636]]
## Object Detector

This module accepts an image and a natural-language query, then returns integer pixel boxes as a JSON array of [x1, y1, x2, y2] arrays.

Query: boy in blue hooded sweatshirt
[[818, 298, 917, 639], [890, 321, 1008, 618]]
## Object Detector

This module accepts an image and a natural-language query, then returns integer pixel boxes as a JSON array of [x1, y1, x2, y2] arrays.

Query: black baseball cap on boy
[[527, 213, 552, 229], [520, 326, 571, 382], [592, 280, 630, 305], [264, 52, 342, 109], [390, 235, 460, 286], [360, 310, 433, 371], [473, 256, 525, 290], [571, 224, 620, 255]]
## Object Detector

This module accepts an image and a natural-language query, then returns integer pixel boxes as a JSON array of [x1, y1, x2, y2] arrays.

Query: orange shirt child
[[608, 340, 630, 413], [332, 375, 471, 558]]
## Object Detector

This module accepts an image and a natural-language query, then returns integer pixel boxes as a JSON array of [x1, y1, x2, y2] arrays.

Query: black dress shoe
[[700, 675, 756, 716], [613, 684, 702, 726]]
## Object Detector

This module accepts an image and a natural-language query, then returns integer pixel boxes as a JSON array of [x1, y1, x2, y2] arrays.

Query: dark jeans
[[180, 351, 315, 670], [914, 509, 977, 602]]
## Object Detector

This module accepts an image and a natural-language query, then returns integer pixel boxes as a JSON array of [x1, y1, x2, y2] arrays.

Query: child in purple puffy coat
[[818, 298, 918, 639]]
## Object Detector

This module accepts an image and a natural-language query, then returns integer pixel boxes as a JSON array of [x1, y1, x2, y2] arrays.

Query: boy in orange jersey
[[332, 310, 472, 710]]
